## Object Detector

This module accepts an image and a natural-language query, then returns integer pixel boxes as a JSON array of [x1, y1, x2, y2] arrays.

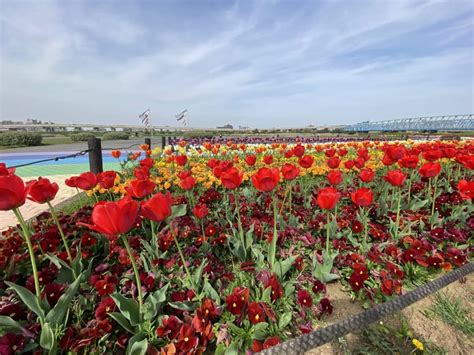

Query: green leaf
[[109, 312, 135, 333], [111, 293, 141, 326], [410, 198, 429, 211], [278, 312, 292, 329], [39, 322, 55, 350], [46, 272, 82, 324], [0, 315, 24, 332], [224, 341, 240, 355], [168, 301, 197, 312], [253, 322, 269, 340], [72, 245, 83, 276], [143, 284, 170, 320], [227, 322, 246, 336], [127, 333, 147, 355], [261, 286, 272, 304], [5, 281, 44, 320], [169, 204, 187, 220], [272, 255, 297, 279], [193, 259, 206, 291], [203, 279, 220, 303]]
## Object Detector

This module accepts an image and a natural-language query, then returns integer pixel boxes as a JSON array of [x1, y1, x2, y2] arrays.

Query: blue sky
[[1, 0, 473, 128]]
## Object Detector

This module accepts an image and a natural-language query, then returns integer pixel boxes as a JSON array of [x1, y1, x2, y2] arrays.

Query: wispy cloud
[[1, 0, 472, 128]]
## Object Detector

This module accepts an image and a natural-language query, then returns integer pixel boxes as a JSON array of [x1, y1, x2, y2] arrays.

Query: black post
[[145, 137, 151, 150], [88, 137, 103, 174], [161, 136, 166, 149]]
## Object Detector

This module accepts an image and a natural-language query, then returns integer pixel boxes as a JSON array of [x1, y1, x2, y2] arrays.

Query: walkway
[[0, 175, 77, 231]]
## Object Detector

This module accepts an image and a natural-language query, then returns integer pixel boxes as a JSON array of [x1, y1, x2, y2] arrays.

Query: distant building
[[217, 124, 233, 129], [239, 125, 250, 130], [1, 120, 23, 125]]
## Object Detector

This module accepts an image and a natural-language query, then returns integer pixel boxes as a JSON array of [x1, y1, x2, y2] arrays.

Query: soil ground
[[307, 275, 473, 354]]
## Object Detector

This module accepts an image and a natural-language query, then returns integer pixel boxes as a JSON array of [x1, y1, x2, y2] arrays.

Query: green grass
[[55, 193, 93, 215], [352, 316, 446, 354], [14, 162, 120, 177], [41, 135, 73, 145], [423, 293, 474, 336]]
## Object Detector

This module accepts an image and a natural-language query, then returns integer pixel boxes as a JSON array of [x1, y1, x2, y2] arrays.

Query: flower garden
[[0, 138, 473, 354]]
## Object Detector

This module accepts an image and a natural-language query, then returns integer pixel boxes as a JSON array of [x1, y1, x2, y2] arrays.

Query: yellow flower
[[412, 339, 424, 351]]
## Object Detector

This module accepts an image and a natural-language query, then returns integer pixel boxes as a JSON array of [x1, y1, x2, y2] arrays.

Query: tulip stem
[[325, 213, 331, 256], [47, 202, 77, 279], [120, 235, 143, 314], [361, 207, 368, 252], [13, 209, 41, 299], [269, 194, 278, 268], [169, 225, 196, 290], [431, 176, 438, 217], [395, 188, 402, 240], [234, 191, 246, 258]]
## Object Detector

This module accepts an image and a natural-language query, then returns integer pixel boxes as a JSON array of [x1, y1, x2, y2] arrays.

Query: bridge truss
[[345, 114, 474, 132]]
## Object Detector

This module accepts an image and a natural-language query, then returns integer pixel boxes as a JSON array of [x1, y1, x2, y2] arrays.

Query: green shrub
[[0, 131, 43, 147], [182, 130, 218, 138], [102, 132, 130, 141], [70, 133, 96, 142]]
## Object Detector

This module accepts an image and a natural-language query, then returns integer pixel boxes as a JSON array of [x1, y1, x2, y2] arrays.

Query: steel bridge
[[345, 114, 474, 132]]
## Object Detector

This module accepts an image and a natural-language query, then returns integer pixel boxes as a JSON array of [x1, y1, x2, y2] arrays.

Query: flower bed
[[0, 139, 473, 354]]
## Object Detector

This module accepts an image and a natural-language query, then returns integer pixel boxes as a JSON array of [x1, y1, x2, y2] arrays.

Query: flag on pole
[[139, 109, 151, 127], [175, 109, 188, 126]]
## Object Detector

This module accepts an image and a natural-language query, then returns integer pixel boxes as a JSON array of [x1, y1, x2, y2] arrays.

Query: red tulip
[[175, 155, 187, 166], [74, 172, 98, 191], [327, 170, 343, 186], [456, 155, 474, 170], [251, 167, 280, 192], [344, 160, 355, 169], [316, 187, 341, 210], [293, 144, 305, 157], [98, 171, 117, 189], [384, 169, 407, 187], [141, 192, 173, 222], [134, 166, 150, 180], [65, 177, 77, 188], [398, 155, 419, 169], [386, 145, 405, 161], [326, 156, 341, 169], [457, 180, 474, 200], [192, 204, 209, 219], [245, 155, 256, 166], [351, 188, 373, 207], [111, 150, 121, 159], [422, 149, 442, 162], [126, 178, 156, 198], [298, 155, 314, 169], [140, 157, 154, 168], [359, 168, 375, 183], [0, 174, 26, 211], [263, 154, 273, 165], [0, 163, 15, 176], [78, 197, 139, 237], [179, 175, 196, 190], [220, 167, 243, 189], [418, 162, 441, 178], [281, 163, 300, 181], [325, 148, 336, 157], [25, 177, 59, 204]]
